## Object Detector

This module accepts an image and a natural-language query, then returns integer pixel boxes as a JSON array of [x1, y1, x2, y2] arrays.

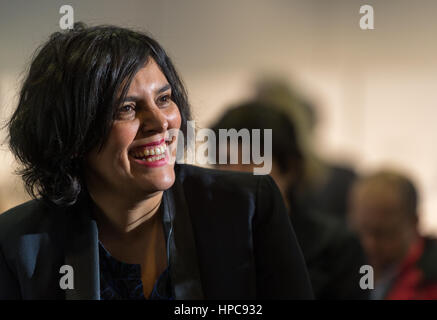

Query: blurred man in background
[[254, 77, 357, 222], [211, 101, 368, 299], [348, 170, 437, 299]]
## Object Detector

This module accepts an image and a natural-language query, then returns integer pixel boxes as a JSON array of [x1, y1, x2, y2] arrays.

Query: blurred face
[[348, 184, 417, 275], [84, 59, 181, 199]]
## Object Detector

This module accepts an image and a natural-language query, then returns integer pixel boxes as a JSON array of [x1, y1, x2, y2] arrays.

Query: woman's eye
[[158, 94, 172, 105], [120, 104, 135, 112], [115, 104, 136, 119]]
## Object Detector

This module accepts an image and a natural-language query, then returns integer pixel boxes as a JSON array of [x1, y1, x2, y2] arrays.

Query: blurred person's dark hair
[[7, 22, 191, 207], [253, 76, 357, 221], [211, 100, 303, 176], [254, 76, 316, 156]]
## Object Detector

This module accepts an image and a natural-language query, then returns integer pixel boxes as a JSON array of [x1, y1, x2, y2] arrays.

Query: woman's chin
[[136, 169, 176, 193]]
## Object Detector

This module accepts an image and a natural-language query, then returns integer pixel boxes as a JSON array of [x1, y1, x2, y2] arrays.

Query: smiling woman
[[0, 23, 313, 300]]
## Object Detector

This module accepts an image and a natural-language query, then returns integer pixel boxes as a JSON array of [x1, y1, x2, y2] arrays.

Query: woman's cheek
[[111, 121, 141, 144]]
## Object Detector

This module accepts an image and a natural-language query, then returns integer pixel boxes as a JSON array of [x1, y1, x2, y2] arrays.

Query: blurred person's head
[[348, 170, 419, 277], [255, 77, 317, 135], [254, 77, 316, 155], [211, 101, 303, 209], [253, 77, 329, 191]]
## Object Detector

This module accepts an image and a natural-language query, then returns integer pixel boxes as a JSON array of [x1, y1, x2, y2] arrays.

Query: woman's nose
[[139, 107, 169, 134]]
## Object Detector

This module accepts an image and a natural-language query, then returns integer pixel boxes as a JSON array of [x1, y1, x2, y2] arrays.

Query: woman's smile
[[129, 136, 177, 167]]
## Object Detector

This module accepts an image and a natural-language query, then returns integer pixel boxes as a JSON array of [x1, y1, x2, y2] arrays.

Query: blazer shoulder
[[176, 164, 265, 193], [0, 199, 60, 242], [175, 165, 282, 220]]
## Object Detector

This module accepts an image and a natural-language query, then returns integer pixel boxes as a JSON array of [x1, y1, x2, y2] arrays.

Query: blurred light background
[[1, 0, 437, 234]]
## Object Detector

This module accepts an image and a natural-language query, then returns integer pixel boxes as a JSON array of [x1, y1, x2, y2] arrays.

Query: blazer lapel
[[62, 171, 204, 300], [64, 194, 100, 300], [164, 178, 204, 299]]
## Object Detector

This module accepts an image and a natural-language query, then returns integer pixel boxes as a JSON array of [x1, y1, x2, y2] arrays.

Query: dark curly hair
[[8, 22, 191, 206]]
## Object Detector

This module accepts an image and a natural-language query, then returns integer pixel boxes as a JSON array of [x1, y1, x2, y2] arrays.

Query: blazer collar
[[164, 177, 204, 299], [64, 175, 204, 300], [64, 191, 100, 300]]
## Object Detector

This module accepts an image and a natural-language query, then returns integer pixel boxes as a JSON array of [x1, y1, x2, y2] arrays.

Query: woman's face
[[84, 58, 182, 199]]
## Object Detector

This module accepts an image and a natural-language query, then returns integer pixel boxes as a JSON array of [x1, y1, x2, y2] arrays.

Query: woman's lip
[[129, 138, 165, 152], [140, 138, 165, 148], [129, 136, 175, 155], [130, 151, 169, 167]]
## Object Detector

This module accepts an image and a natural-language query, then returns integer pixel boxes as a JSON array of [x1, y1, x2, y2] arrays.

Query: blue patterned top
[[98, 241, 173, 300]]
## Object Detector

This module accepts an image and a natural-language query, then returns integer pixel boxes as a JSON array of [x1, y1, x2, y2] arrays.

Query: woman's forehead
[[126, 59, 170, 96]]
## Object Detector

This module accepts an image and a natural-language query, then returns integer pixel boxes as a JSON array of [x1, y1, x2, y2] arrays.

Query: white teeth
[[136, 153, 165, 162], [133, 142, 168, 160]]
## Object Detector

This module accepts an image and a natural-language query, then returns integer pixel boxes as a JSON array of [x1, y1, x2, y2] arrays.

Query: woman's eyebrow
[[122, 96, 140, 103], [122, 84, 171, 102], [156, 83, 171, 94]]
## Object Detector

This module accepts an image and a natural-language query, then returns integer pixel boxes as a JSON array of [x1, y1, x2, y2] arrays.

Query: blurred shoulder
[[312, 211, 360, 246], [175, 164, 269, 194]]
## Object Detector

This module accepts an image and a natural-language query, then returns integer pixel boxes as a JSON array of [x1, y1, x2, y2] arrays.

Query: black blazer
[[0, 164, 313, 299]]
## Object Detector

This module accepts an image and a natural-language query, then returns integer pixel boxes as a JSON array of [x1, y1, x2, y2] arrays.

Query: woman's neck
[[90, 190, 164, 238], [91, 190, 167, 266]]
